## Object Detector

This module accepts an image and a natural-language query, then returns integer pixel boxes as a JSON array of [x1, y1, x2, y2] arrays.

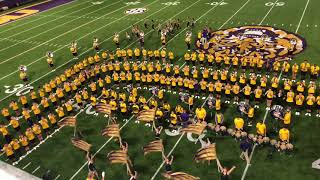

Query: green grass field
[[0, 0, 320, 179]]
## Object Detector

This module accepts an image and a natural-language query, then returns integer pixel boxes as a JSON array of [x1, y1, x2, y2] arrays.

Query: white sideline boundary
[[68, 2, 200, 177], [0, 0, 124, 64], [151, 95, 210, 180], [0, 0, 168, 103], [151, 0, 257, 178], [69, 95, 154, 179], [0, 0, 81, 31]]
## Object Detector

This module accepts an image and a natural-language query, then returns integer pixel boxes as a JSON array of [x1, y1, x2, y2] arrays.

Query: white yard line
[[0, 0, 124, 64], [150, 132, 186, 180], [126, 0, 202, 48], [258, 0, 279, 25], [54, 174, 61, 180], [0, 38, 65, 48], [151, 0, 256, 178], [69, 95, 155, 180], [240, 144, 257, 180], [12, 126, 64, 166], [165, 0, 225, 46], [177, 0, 251, 70], [22, 162, 32, 169], [31, 165, 41, 174], [0, 1, 116, 53], [69, 115, 134, 180], [219, 0, 251, 29], [241, 69, 284, 180], [295, 0, 310, 33], [0, 0, 81, 31], [0, 0, 168, 103], [151, 95, 210, 179], [12, 103, 93, 166], [34, 14, 120, 21]]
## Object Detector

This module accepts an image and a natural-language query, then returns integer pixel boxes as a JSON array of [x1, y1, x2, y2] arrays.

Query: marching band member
[[113, 32, 120, 49], [19, 65, 28, 84], [185, 31, 192, 51], [92, 37, 100, 52], [279, 127, 290, 142], [46, 51, 54, 69], [70, 41, 78, 59]]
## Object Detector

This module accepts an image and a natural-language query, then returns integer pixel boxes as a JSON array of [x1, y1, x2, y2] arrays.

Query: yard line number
[[265, 2, 285, 6], [162, 1, 180, 6], [312, 159, 320, 170], [4, 84, 34, 96], [206, 2, 228, 6]]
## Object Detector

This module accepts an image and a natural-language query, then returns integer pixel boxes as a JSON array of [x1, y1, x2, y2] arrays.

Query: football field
[[0, 0, 319, 179]]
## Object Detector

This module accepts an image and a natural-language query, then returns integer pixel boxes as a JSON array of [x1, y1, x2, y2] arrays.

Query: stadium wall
[[0, 161, 41, 180]]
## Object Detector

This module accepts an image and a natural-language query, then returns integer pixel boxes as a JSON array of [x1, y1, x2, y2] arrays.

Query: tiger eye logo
[[196, 26, 307, 60]]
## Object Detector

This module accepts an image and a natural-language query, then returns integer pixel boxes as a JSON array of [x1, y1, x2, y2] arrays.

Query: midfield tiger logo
[[196, 26, 307, 61]]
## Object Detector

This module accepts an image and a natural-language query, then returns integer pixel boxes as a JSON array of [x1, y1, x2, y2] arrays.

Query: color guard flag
[[96, 103, 112, 115], [58, 116, 77, 127], [181, 123, 206, 135], [162, 171, 200, 180], [71, 138, 92, 152], [143, 139, 164, 155], [101, 124, 120, 138], [107, 150, 128, 164], [194, 143, 217, 162], [137, 109, 156, 122]]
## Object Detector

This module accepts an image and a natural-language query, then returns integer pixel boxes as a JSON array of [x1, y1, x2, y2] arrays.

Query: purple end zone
[[0, 0, 74, 26]]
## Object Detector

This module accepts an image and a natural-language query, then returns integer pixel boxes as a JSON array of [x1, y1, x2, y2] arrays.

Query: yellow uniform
[[195, 107, 206, 120], [256, 123, 266, 136], [3, 145, 14, 157], [39, 118, 49, 130], [279, 128, 290, 141], [234, 117, 244, 130]]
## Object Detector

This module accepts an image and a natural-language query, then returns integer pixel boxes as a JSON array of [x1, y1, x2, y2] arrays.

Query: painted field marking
[[151, 95, 210, 179], [150, 132, 186, 180], [0, 38, 65, 48], [163, 0, 225, 71], [0, 0, 82, 33], [176, 0, 251, 70], [32, 165, 41, 174], [219, 0, 251, 28], [126, 0, 201, 49], [69, 115, 134, 180], [0, 1, 120, 53], [0, 0, 124, 64], [54, 174, 61, 180], [12, 126, 64, 166], [295, 0, 310, 33], [259, 0, 279, 25], [241, 70, 284, 180], [69, 95, 155, 179], [22, 162, 32, 169], [165, 0, 225, 47], [0, 0, 169, 103]]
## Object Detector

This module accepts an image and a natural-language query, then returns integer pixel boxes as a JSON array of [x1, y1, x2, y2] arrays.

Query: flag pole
[[73, 123, 77, 137]]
